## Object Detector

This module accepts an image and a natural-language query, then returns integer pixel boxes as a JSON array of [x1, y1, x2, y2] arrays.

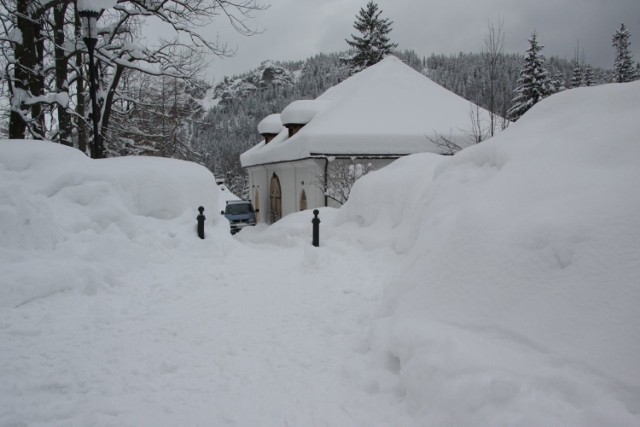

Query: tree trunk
[[9, 0, 35, 138], [484, 20, 504, 138], [31, 19, 45, 138], [100, 63, 125, 148], [74, 11, 88, 154], [53, 3, 73, 146]]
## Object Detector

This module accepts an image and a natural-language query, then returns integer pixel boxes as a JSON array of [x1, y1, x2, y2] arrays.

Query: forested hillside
[[194, 50, 608, 196]]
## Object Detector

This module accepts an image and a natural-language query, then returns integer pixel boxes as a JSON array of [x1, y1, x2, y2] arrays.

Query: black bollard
[[312, 209, 320, 247], [197, 206, 206, 239]]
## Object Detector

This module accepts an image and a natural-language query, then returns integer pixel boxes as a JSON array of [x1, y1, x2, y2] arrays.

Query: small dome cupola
[[280, 100, 327, 138], [257, 114, 284, 144]]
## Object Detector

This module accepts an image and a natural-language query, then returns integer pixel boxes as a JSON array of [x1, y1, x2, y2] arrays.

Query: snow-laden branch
[[23, 91, 70, 107]]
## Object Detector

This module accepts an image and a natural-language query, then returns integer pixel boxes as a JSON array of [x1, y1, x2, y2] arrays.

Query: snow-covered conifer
[[345, 1, 397, 74], [571, 64, 584, 88], [583, 64, 595, 87], [611, 23, 635, 83], [551, 72, 565, 93], [507, 32, 554, 121]]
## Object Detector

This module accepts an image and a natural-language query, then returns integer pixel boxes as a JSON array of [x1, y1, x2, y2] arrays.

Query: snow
[[334, 81, 640, 425], [280, 99, 329, 125], [23, 92, 70, 107], [241, 56, 493, 167], [2, 80, 640, 426], [76, 0, 117, 12], [200, 87, 221, 110], [8, 28, 22, 45], [0, 141, 222, 308], [257, 113, 284, 135]]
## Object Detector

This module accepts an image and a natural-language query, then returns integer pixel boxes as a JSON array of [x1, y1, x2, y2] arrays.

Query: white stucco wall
[[247, 159, 325, 224], [247, 157, 398, 223]]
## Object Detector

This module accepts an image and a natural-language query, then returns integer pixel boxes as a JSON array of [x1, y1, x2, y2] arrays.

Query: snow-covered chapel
[[240, 56, 492, 224]]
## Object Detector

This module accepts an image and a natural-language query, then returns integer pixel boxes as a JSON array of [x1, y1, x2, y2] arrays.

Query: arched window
[[300, 190, 307, 211], [269, 173, 282, 223]]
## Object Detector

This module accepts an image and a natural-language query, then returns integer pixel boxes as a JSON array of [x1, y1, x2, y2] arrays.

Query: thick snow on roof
[[280, 100, 329, 125], [257, 113, 284, 135], [241, 56, 492, 167]]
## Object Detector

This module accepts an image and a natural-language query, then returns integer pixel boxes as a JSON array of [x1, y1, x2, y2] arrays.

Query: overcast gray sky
[[167, 0, 640, 82]]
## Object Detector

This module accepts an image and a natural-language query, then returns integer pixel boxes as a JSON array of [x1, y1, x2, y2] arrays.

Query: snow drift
[[0, 140, 408, 426], [0, 140, 227, 308], [336, 81, 640, 424]]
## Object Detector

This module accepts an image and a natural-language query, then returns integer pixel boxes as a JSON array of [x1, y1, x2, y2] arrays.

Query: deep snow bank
[[335, 152, 445, 252], [337, 82, 640, 423], [0, 140, 228, 307]]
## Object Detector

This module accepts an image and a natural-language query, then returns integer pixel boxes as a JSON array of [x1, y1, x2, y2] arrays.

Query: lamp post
[[79, 8, 104, 159]]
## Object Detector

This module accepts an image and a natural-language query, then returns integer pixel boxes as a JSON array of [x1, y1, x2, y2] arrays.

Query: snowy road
[[1, 223, 412, 426]]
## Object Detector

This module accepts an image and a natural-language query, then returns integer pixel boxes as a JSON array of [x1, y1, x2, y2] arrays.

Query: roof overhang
[[242, 153, 423, 169]]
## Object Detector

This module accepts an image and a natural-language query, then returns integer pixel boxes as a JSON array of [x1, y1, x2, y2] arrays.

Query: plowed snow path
[[1, 231, 412, 426]]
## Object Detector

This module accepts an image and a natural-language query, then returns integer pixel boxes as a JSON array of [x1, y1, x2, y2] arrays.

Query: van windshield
[[226, 203, 252, 215]]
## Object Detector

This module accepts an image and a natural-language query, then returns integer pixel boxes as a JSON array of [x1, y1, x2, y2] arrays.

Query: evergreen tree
[[611, 23, 635, 83], [507, 32, 554, 121], [583, 64, 595, 86], [345, 1, 397, 74], [570, 64, 584, 87], [551, 72, 565, 93]]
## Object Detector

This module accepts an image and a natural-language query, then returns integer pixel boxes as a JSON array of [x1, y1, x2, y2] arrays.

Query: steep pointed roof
[[241, 56, 492, 167]]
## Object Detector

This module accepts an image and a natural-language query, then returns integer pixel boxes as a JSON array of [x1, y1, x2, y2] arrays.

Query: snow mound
[[280, 99, 329, 125], [335, 153, 445, 251], [339, 82, 640, 424], [0, 140, 227, 307], [257, 113, 284, 135]]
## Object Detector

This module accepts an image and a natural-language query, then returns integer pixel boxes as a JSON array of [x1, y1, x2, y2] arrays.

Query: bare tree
[[319, 158, 373, 205], [51, 2, 74, 146], [468, 103, 490, 143], [0, 0, 267, 156], [570, 40, 587, 88], [1, 0, 56, 139], [483, 18, 505, 137], [96, 1, 266, 156], [427, 104, 490, 154], [427, 131, 462, 155]]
